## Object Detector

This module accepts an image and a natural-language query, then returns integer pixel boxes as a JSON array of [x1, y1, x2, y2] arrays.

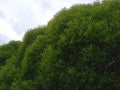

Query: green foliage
[[0, 0, 120, 90], [0, 41, 21, 67], [23, 26, 47, 46]]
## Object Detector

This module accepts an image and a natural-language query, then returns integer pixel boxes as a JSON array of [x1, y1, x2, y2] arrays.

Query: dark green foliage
[[23, 26, 47, 46], [0, 41, 21, 66], [0, 0, 120, 90], [0, 41, 21, 89]]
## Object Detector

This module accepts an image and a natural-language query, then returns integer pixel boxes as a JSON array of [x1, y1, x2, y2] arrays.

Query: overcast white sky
[[0, 0, 99, 45]]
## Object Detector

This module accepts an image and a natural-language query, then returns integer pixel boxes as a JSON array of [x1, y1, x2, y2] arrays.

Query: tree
[[0, 0, 120, 90]]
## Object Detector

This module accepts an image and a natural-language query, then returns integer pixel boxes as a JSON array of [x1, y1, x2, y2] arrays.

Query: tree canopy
[[0, 0, 120, 90]]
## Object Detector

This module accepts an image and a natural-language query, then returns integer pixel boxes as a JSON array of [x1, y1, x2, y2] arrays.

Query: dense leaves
[[0, 41, 21, 66], [0, 0, 120, 90]]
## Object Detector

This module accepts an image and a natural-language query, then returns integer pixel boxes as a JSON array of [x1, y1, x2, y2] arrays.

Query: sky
[[0, 0, 98, 45]]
